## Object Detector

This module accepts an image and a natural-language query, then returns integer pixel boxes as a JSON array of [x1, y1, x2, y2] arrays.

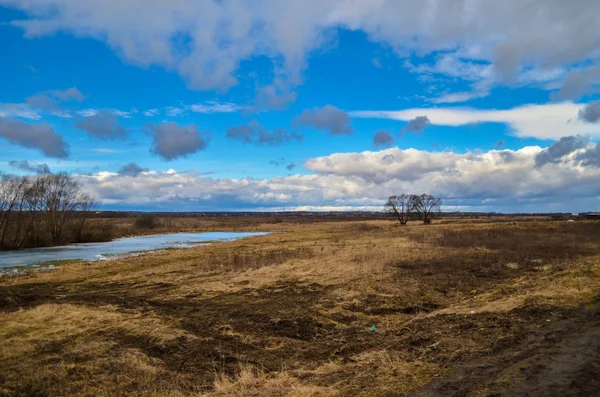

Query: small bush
[[134, 215, 159, 230]]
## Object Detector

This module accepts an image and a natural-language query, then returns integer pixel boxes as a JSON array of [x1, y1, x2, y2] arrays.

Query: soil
[[407, 303, 600, 397], [1, 220, 600, 396], [2, 275, 599, 396]]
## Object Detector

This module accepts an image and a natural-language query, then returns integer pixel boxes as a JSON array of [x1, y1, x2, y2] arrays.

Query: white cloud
[[189, 100, 239, 114], [429, 91, 489, 104], [4, 0, 600, 97], [405, 55, 494, 83], [143, 109, 160, 117], [0, 87, 86, 119], [165, 106, 185, 117], [76, 144, 600, 212], [351, 102, 600, 140], [406, 54, 567, 103], [0, 103, 42, 119], [77, 108, 131, 118], [92, 148, 122, 154]]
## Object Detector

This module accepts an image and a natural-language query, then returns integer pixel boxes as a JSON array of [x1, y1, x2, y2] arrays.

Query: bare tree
[[413, 194, 442, 224], [74, 194, 97, 242], [0, 175, 29, 249], [385, 194, 417, 225], [18, 176, 47, 248], [41, 173, 86, 244], [0, 173, 99, 250]]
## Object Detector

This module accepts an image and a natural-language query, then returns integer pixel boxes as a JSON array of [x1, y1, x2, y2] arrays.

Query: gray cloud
[[54, 87, 85, 102], [118, 163, 149, 177], [9, 160, 51, 174], [251, 85, 298, 113], [293, 105, 353, 135], [26, 87, 84, 110], [149, 122, 209, 161], [555, 64, 600, 100], [8, 1, 600, 98], [270, 157, 287, 166], [575, 143, 600, 167], [372, 130, 394, 148], [535, 135, 589, 167], [226, 125, 254, 143], [75, 111, 127, 139], [0, 116, 69, 158], [381, 154, 395, 164], [227, 120, 302, 145], [286, 163, 296, 171], [578, 100, 600, 124], [402, 115, 430, 133], [259, 128, 302, 145], [496, 151, 517, 163]]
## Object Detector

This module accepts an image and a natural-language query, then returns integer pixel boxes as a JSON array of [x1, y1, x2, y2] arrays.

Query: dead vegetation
[[0, 218, 599, 396]]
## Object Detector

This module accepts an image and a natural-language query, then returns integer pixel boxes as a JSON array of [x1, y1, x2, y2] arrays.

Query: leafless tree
[[0, 175, 28, 247], [384, 194, 417, 225], [74, 195, 97, 242], [0, 173, 99, 250], [41, 173, 84, 244], [413, 194, 442, 224]]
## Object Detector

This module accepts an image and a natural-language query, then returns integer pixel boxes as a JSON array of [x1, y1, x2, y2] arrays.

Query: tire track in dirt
[[407, 303, 600, 397]]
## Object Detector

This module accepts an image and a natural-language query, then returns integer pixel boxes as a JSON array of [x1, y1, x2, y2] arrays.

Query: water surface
[[0, 232, 268, 270]]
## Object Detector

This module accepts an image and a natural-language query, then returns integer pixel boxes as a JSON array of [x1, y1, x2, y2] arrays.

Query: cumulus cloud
[[9, 160, 51, 174], [372, 130, 394, 148], [578, 100, 600, 124], [351, 102, 600, 140], [293, 105, 353, 135], [118, 163, 149, 177], [227, 120, 302, 145], [6, 1, 599, 97], [534, 135, 590, 167], [0, 116, 69, 158], [402, 116, 430, 133], [75, 111, 127, 139], [148, 122, 209, 161], [76, 143, 600, 212], [575, 143, 600, 167]]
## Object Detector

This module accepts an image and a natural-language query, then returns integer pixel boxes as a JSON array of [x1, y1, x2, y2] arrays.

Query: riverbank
[[0, 214, 282, 253], [0, 232, 269, 274], [1, 219, 599, 396]]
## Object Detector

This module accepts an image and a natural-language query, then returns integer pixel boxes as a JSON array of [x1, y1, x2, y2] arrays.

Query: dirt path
[[408, 304, 600, 397]]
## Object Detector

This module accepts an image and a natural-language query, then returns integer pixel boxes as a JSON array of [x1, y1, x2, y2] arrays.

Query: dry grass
[[209, 365, 334, 397], [1, 218, 599, 396]]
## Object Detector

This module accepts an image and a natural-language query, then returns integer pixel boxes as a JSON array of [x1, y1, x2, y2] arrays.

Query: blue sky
[[1, 1, 600, 212]]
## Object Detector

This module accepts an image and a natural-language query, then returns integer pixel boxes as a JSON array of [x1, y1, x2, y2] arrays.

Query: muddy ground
[[1, 219, 599, 396]]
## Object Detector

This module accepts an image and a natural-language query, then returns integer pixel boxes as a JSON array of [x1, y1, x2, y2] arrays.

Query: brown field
[[1, 217, 599, 396]]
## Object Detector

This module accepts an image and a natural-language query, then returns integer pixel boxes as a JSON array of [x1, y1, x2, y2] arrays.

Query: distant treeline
[[80, 210, 584, 219], [0, 173, 101, 250]]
